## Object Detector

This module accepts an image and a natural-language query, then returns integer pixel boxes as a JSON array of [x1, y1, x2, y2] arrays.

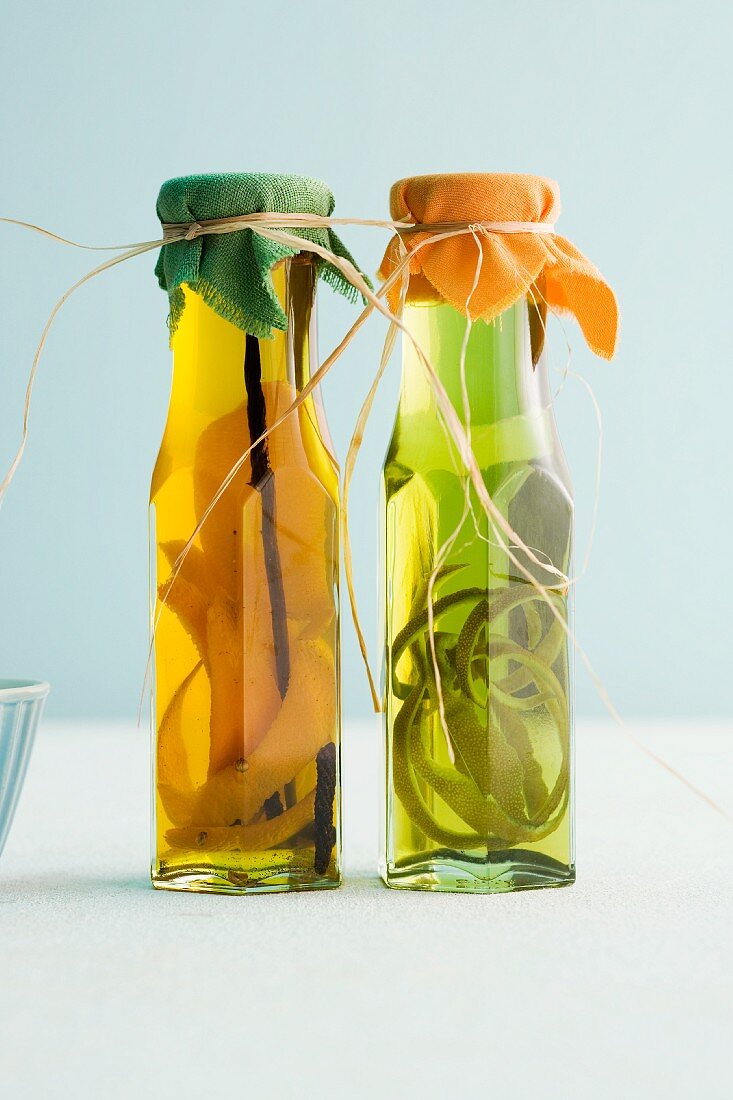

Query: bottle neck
[[399, 297, 551, 427], [167, 257, 317, 426]]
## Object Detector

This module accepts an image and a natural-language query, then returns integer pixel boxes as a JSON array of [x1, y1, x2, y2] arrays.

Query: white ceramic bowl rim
[[0, 679, 50, 702]]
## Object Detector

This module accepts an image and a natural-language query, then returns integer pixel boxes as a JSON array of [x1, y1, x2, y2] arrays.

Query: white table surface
[[0, 719, 731, 1099]]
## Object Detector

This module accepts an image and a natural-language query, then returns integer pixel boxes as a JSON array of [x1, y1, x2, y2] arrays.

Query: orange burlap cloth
[[378, 173, 618, 359]]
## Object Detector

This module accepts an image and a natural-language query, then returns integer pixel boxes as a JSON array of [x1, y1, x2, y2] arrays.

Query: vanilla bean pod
[[263, 791, 284, 820], [313, 742, 337, 874], [244, 333, 290, 697]]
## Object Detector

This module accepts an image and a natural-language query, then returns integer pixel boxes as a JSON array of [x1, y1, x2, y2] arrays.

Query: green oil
[[382, 298, 575, 892]]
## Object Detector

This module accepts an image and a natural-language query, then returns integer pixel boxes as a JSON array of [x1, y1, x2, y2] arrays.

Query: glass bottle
[[151, 256, 341, 893], [382, 294, 574, 892]]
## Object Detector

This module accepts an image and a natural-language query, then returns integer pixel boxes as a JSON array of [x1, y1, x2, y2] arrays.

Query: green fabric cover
[[155, 173, 366, 338]]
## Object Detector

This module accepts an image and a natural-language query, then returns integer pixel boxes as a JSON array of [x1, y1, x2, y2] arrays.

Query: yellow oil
[[151, 260, 341, 893], [383, 299, 574, 892]]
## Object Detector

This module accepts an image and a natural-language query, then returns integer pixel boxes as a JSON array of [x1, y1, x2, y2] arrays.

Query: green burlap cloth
[[155, 173, 366, 338]]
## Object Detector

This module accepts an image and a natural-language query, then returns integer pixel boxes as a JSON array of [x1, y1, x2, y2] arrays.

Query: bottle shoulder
[[384, 406, 571, 491], [151, 396, 338, 507]]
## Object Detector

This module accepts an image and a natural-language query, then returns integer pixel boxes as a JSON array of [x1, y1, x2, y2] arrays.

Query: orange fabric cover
[[378, 173, 618, 359]]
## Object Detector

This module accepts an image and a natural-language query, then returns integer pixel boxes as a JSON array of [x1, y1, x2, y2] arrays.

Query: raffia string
[[0, 211, 730, 823], [160, 212, 555, 240]]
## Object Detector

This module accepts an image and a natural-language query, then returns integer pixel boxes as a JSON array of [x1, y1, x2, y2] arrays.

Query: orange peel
[[196, 637, 335, 826], [165, 789, 316, 853]]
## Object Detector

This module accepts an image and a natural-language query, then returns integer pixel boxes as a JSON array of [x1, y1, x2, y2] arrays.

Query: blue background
[[1, 0, 731, 721]]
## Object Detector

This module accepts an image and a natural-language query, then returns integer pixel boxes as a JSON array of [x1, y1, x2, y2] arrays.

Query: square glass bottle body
[[150, 259, 341, 893], [382, 298, 574, 893]]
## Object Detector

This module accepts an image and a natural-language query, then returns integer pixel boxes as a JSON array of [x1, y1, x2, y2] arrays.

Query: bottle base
[[382, 848, 575, 894], [152, 862, 341, 896]]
